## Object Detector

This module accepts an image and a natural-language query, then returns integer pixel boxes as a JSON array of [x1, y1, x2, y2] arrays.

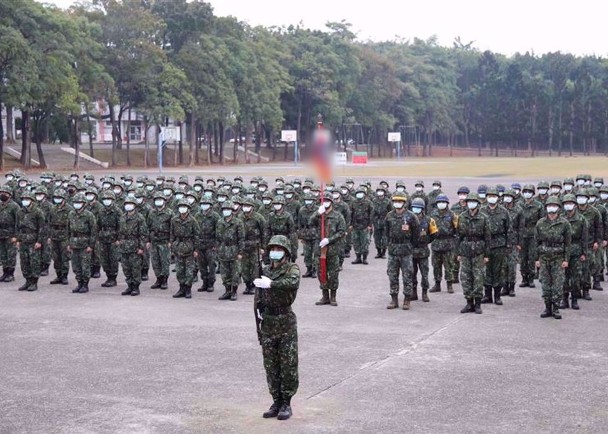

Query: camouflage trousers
[[71, 248, 91, 284], [412, 255, 430, 291], [197, 246, 216, 285], [41, 240, 51, 270], [150, 242, 171, 279], [519, 237, 537, 281], [219, 259, 241, 287], [316, 254, 340, 291], [452, 256, 461, 281], [373, 222, 387, 250], [484, 248, 507, 288], [142, 245, 150, 274], [290, 236, 299, 264], [539, 256, 565, 304], [98, 241, 120, 278], [345, 230, 353, 252], [592, 247, 602, 278], [241, 248, 261, 285], [352, 229, 370, 256], [301, 239, 316, 269], [581, 246, 597, 290], [122, 251, 143, 287], [91, 244, 100, 272], [261, 312, 299, 402], [19, 243, 42, 280], [432, 250, 454, 283], [0, 238, 17, 268], [565, 254, 584, 295], [387, 254, 413, 296], [51, 239, 70, 278], [175, 254, 196, 286], [506, 247, 519, 284], [460, 255, 485, 300]]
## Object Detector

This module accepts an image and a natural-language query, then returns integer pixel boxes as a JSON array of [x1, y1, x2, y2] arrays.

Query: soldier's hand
[[593, 242, 599, 251], [562, 261, 569, 269], [516, 245, 522, 251], [115, 241, 120, 246], [10, 237, 17, 244], [67, 245, 71, 252], [581, 255, 586, 262], [483, 257, 489, 264], [34, 242, 42, 250], [259, 249, 265, 255], [348, 225, 354, 232], [604, 240, 608, 248], [146, 242, 151, 249], [137, 249, 144, 255], [317, 205, 325, 215], [535, 260, 540, 269], [456, 256, 462, 262], [85, 247, 92, 253], [237, 254, 242, 260], [193, 251, 198, 258]]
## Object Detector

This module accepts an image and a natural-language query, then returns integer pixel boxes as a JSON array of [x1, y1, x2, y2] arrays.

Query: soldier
[[116, 198, 148, 296], [332, 188, 351, 270], [576, 189, 602, 298], [16, 191, 46, 292], [216, 200, 245, 301], [241, 197, 267, 295], [501, 189, 524, 297], [411, 180, 428, 209], [427, 180, 443, 211], [560, 194, 588, 310], [480, 187, 512, 306], [135, 188, 153, 281], [34, 186, 52, 276], [340, 184, 353, 258], [411, 197, 437, 303], [430, 194, 458, 294], [195, 196, 220, 292], [298, 194, 318, 278], [311, 192, 347, 307], [147, 192, 173, 290], [0, 187, 19, 282], [450, 186, 469, 283], [48, 189, 71, 285], [170, 200, 199, 299], [350, 186, 373, 265], [549, 180, 562, 198], [519, 184, 544, 288], [67, 193, 97, 294], [267, 196, 297, 261], [535, 197, 571, 319], [456, 193, 490, 314], [536, 181, 550, 204], [372, 186, 392, 259], [589, 188, 607, 286], [85, 188, 103, 279], [253, 235, 300, 421], [97, 191, 121, 287]]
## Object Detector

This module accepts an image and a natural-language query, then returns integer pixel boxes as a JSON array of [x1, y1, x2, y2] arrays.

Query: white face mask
[[194, 185, 202, 192], [304, 200, 313, 206], [588, 197, 597, 204], [136, 182, 144, 189], [503, 196, 513, 204], [377, 191, 385, 197], [259, 186, 267, 192], [178, 206, 189, 214], [200, 204, 211, 211], [203, 191, 213, 198], [269, 250, 285, 261], [232, 188, 240, 195], [156, 179, 163, 186], [513, 189, 521, 195], [415, 186, 423, 192], [242, 206, 253, 213], [102, 183, 111, 189], [323, 201, 332, 209], [73, 202, 84, 210], [303, 188, 312, 195], [576, 197, 588, 205], [35, 194, 45, 202], [340, 188, 348, 195], [163, 189, 172, 197], [154, 199, 165, 207], [55, 181, 63, 187], [113, 188, 122, 196], [577, 179, 585, 186], [564, 203, 576, 212], [273, 204, 282, 211], [397, 187, 405, 193], [478, 193, 487, 199], [285, 193, 293, 199], [523, 192, 533, 200], [136, 197, 144, 204], [332, 193, 340, 200], [262, 199, 272, 205], [293, 183, 301, 189], [102, 199, 113, 207], [437, 202, 448, 210], [232, 205, 240, 212], [22, 199, 32, 207], [412, 207, 423, 214], [217, 196, 226, 203], [313, 192, 320, 197], [6, 175, 14, 181], [487, 196, 498, 205], [53, 197, 63, 205], [458, 194, 468, 200], [124, 181, 132, 187], [186, 197, 195, 205], [563, 184, 573, 191], [393, 202, 404, 209], [594, 183, 602, 188], [601, 193, 608, 201], [251, 183, 259, 189], [124, 204, 135, 212], [246, 194, 255, 199], [222, 209, 232, 217], [584, 181, 592, 187], [85, 179, 93, 186], [538, 188, 548, 195], [174, 194, 184, 201], [467, 202, 478, 210], [276, 189, 284, 196], [146, 185, 154, 191], [546, 206, 559, 214], [356, 193, 365, 199], [433, 185, 440, 191], [551, 188, 561, 195], [86, 194, 95, 202]]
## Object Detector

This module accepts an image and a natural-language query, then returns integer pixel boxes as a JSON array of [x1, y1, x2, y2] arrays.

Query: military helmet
[[391, 191, 408, 202], [477, 184, 488, 194], [395, 179, 406, 188], [411, 197, 426, 208], [241, 196, 254, 207], [72, 192, 86, 203], [511, 183, 522, 190], [100, 190, 116, 200], [123, 195, 137, 205], [537, 180, 550, 189], [176, 198, 191, 208], [575, 188, 589, 198], [486, 186, 498, 196], [503, 189, 516, 197], [323, 191, 334, 202], [550, 180, 562, 188], [436, 194, 449, 203], [153, 191, 166, 200], [53, 189, 67, 199], [588, 187, 599, 197], [414, 180, 424, 187], [267, 235, 291, 256], [221, 200, 234, 210], [273, 195, 286, 205], [600, 185, 608, 194], [496, 184, 506, 194], [34, 186, 48, 196], [563, 177, 574, 185], [457, 186, 470, 195], [432, 180, 442, 187], [467, 193, 481, 202], [562, 194, 576, 204], [522, 184, 535, 193], [0, 186, 12, 195], [545, 197, 562, 207]]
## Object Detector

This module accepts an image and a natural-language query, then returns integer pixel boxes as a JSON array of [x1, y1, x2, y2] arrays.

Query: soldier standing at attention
[[297, 194, 318, 278], [216, 200, 245, 301], [0, 187, 19, 283], [456, 193, 490, 314], [67, 193, 97, 294], [147, 192, 173, 290], [254, 235, 300, 421], [240, 197, 267, 295], [450, 186, 469, 283], [195, 196, 220, 293], [350, 186, 373, 265], [535, 198, 572, 319], [410, 197, 437, 303], [501, 189, 524, 297], [519, 184, 544, 288], [16, 191, 46, 292], [170, 200, 200, 299], [372, 186, 392, 259], [576, 189, 602, 299], [48, 189, 71, 285], [34, 186, 52, 276], [384, 192, 420, 310], [560, 194, 588, 310], [430, 194, 458, 294], [97, 191, 121, 288], [117, 198, 148, 297]]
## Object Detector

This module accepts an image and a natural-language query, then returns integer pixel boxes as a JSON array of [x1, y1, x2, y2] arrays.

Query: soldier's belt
[[543, 242, 564, 248], [463, 236, 483, 241], [264, 306, 292, 316]]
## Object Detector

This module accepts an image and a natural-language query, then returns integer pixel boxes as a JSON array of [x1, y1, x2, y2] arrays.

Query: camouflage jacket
[[297, 204, 318, 240], [579, 205, 602, 246], [242, 212, 268, 250], [257, 261, 300, 310], [371, 197, 392, 225], [504, 203, 525, 247], [267, 211, 295, 238], [215, 216, 245, 261], [17, 205, 46, 244], [309, 209, 347, 257], [481, 204, 512, 250], [413, 214, 438, 258], [285, 200, 300, 222], [170, 214, 199, 257], [195, 209, 220, 249], [334, 200, 351, 228], [456, 209, 491, 257], [147, 207, 173, 243], [350, 198, 373, 229], [429, 208, 458, 252], [97, 205, 122, 243], [0, 200, 19, 239], [593, 203, 608, 242], [48, 203, 72, 241], [119, 212, 148, 254], [565, 210, 589, 258], [521, 199, 545, 238], [450, 201, 466, 215], [534, 216, 572, 262], [384, 209, 421, 256], [67, 209, 97, 249]]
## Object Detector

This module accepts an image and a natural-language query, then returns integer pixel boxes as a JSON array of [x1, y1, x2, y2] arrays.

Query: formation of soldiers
[[0, 170, 606, 319]]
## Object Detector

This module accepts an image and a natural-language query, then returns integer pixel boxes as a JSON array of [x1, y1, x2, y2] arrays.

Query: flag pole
[[317, 114, 327, 285]]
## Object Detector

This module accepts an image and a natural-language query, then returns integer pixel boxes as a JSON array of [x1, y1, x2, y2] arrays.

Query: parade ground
[[2, 165, 608, 433]]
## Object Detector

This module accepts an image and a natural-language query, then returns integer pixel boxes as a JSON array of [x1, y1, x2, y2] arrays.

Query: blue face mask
[[412, 207, 423, 214], [269, 250, 285, 261]]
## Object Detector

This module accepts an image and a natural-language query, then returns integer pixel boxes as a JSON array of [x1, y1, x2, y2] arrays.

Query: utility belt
[[544, 241, 564, 248], [464, 236, 483, 242], [264, 306, 292, 316]]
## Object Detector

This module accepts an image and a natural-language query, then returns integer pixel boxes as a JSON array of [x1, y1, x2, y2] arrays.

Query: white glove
[[254, 276, 272, 289], [319, 238, 329, 248], [318, 205, 326, 215]]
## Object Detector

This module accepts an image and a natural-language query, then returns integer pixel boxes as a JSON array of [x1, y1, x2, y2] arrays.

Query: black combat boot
[[501, 285, 510, 296], [102, 276, 117, 287], [316, 290, 330, 305], [519, 276, 529, 288], [528, 278, 536, 288], [430, 281, 441, 293], [141, 269, 149, 281], [387, 293, 398, 309], [344, 248, 351, 258], [311, 268, 317, 278], [218, 285, 231, 300], [206, 280, 215, 292], [130, 285, 140, 296], [302, 267, 314, 278], [582, 289, 592, 300], [50, 275, 63, 284], [243, 283, 255, 295], [121, 284, 133, 296], [40, 267, 49, 277], [72, 282, 82, 293], [352, 254, 362, 264], [375, 249, 382, 259], [79, 282, 89, 293], [559, 293, 570, 309], [0, 269, 7, 282], [508, 283, 516, 297], [27, 278, 38, 292], [277, 398, 292, 421], [185, 285, 192, 299], [91, 266, 101, 279], [4, 268, 14, 282], [381, 249, 387, 258], [411, 286, 419, 301], [18, 280, 30, 291], [493, 287, 503, 305], [361, 254, 369, 265], [150, 277, 162, 289], [592, 276, 603, 291], [481, 285, 493, 304], [447, 282, 454, 294], [263, 400, 282, 418], [330, 290, 338, 306], [474, 298, 483, 314], [230, 285, 238, 301], [173, 284, 186, 298], [460, 299, 475, 313], [571, 292, 580, 310], [61, 275, 69, 285], [422, 288, 429, 302], [553, 303, 562, 319], [540, 300, 552, 318], [160, 276, 168, 290], [402, 295, 410, 310]]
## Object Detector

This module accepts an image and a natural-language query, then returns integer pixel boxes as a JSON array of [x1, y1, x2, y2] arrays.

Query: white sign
[[388, 132, 401, 142], [281, 130, 298, 142], [334, 152, 347, 165], [160, 126, 180, 142]]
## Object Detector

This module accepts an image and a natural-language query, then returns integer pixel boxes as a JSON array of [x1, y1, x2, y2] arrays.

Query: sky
[[43, 0, 608, 56]]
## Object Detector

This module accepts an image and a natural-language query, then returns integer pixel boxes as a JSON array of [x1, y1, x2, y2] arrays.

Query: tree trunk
[[21, 110, 31, 168], [73, 116, 81, 170], [219, 121, 225, 165], [109, 104, 118, 167], [6, 104, 14, 144], [189, 113, 196, 167], [143, 116, 149, 168], [117, 105, 125, 150], [126, 106, 131, 166]]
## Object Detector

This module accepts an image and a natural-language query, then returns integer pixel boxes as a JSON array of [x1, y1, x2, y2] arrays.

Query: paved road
[[1, 174, 608, 433]]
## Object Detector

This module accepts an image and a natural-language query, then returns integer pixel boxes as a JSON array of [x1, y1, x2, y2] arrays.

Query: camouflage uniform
[[350, 187, 373, 264], [34, 187, 52, 275], [427, 180, 443, 211], [577, 190, 603, 296], [519, 187, 544, 287], [97, 191, 122, 287], [411, 198, 438, 302], [332, 190, 351, 268], [16, 192, 46, 291], [267, 197, 297, 261], [502, 191, 524, 297], [297, 196, 318, 278], [561, 195, 588, 310], [147, 194, 173, 290], [118, 200, 148, 296], [67, 194, 98, 293], [170, 201, 200, 299], [85, 189, 103, 279], [0, 188, 19, 281], [430, 196, 458, 293], [371, 188, 391, 258], [216, 201, 245, 300], [241, 198, 268, 294], [195, 199, 220, 292], [48, 190, 71, 284]]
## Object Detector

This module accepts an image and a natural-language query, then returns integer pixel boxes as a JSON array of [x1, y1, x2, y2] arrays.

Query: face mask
[[551, 188, 561, 195], [347, 183, 354, 189], [356, 193, 365, 199], [377, 191, 385, 197], [397, 187, 405, 193], [55, 181, 63, 187], [178, 206, 188, 214], [276, 181, 284, 187], [478, 193, 487, 199], [179, 183, 188, 190], [156, 179, 163, 186], [200, 203, 211, 211], [85, 179, 93, 186], [323, 201, 332, 209], [102, 182, 111, 189], [577, 179, 585, 186], [259, 186, 267, 193], [102, 199, 113, 207], [127, 192, 136, 199], [36, 194, 45, 202], [124, 181, 132, 187], [174, 193, 184, 201], [19, 182, 27, 188], [124, 204, 135, 212], [303, 188, 312, 195], [601, 193, 608, 201], [588, 197, 597, 204], [269, 250, 285, 261], [246, 194, 255, 199], [487, 197, 498, 205], [412, 207, 422, 214], [53, 197, 63, 204], [333, 193, 340, 200], [146, 185, 154, 191], [584, 181, 592, 187], [467, 202, 478, 210], [563, 184, 573, 192], [217, 196, 226, 203], [273, 204, 283, 211], [285, 193, 294, 199], [70, 176, 78, 182], [514, 189, 521, 195], [564, 203, 576, 212], [293, 183, 301, 189], [340, 188, 348, 195], [576, 197, 588, 205], [458, 194, 468, 200], [73, 202, 84, 210], [154, 199, 164, 207], [503, 196, 513, 204], [163, 189, 172, 197], [136, 182, 144, 189], [222, 209, 232, 218], [233, 205, 240, 212], [437, 202, 447, 210], [393, 202, 404, 209], [276, 189, 284, 196], [242, 206, 253, 213], [305, 200, 313, 206], [523, 192, 533, 200], [538, 189, 548, 195], [232, 188, 240, 194], [546, 206, 559, 214], [136, 197, 144, 204], [595, 183, 602, 188], [186, 197, 195, 205], [86, 194, 95, 202], [193, 185, 202, 192], [433, 185, 440, 191], [262, 199, 272, 205], [251, 183, 259, 189], [22, 199, 32, 207], [415, 187, 423, 192], [203, 191, 213, 198], [113, 188, 122, 196], [6, 175, 14, 182]]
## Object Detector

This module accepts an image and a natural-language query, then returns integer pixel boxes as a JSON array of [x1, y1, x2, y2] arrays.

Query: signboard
[[281, 130, 297, 142], [334, 152, 348, 165], [352, 151, 368, 165], [160, 126, 180, 142], [388, 132, 401, 142]]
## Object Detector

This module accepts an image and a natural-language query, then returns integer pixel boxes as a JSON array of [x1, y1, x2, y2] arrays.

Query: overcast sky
[[44, 0, 607, 56]]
